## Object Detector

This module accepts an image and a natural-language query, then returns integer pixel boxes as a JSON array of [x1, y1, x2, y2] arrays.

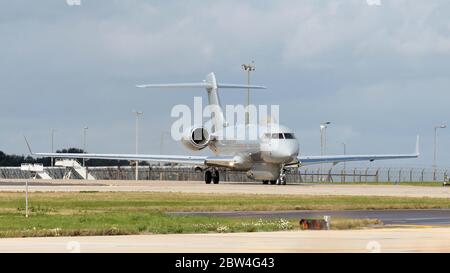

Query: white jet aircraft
[[29, 72, 419, 185]]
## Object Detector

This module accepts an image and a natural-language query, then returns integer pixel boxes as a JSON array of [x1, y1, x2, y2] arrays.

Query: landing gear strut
[[276, 168, 287, 185], [205, 168, 220, 184]]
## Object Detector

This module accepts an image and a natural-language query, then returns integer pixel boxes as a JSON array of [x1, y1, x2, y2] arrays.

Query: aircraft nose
[[286, 141, 299, 158], [271, 141, 299, 161]]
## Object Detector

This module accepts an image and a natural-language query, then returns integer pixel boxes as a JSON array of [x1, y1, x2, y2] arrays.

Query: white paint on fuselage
[[208, 123, 299, 178]]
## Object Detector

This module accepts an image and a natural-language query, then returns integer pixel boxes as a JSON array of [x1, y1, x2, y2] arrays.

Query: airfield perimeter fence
[[0, 166, 448, 183]]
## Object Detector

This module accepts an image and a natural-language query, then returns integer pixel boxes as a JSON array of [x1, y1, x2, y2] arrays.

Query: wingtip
[[23, 135, 33, 155], [415, 135, 420, 156]]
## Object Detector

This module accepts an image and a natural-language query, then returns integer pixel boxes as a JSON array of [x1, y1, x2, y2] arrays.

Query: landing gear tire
[[276, 178, 286, 185], [205, 170, 212, 184], [212, 170, 220, 184], [262, 180, 269, 185], [269, 180, 277, 185]]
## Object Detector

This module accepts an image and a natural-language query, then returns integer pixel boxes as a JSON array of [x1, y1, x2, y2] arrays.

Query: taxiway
[[1, 179, 450, 198], [0, 228, 449, 253]]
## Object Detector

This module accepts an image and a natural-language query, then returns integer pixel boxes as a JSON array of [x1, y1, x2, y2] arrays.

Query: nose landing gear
[[205, 168, 220, 184], [276, 168, 287, 185], [262, 168, 287, 185]]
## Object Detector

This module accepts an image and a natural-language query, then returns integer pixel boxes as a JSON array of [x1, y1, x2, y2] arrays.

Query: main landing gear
[[205, 168, 220, 184]]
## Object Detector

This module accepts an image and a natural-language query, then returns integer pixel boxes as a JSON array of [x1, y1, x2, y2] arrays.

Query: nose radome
[[284, 140, 299, 156], [293, 141, 300, 156], [273, 142, 298, 160], [285, 145, 299, 159]]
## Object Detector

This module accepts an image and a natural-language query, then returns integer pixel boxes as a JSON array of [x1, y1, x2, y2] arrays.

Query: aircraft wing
[[25, 137, 236, 167], [298, 153, 418, 166], [297, 136, 420, 166], [33, 152, 207, 165]]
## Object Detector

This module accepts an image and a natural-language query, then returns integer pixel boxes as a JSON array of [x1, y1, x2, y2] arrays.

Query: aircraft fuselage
[[206, 124, 299, 180]]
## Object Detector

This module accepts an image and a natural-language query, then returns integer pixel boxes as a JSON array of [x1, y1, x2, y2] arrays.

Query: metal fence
[[0, 166, 448, 183], [291, 167, 448, 183]]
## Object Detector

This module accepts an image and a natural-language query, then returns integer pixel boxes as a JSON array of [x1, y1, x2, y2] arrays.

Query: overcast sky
[[1, 0, 449, 169]]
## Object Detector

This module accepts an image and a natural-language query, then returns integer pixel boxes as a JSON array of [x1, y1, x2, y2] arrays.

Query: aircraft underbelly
[[246, 162, 281, 180]]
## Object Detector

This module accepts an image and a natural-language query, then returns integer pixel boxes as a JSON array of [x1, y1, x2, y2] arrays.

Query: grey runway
[[171, 209, 450, 226], [2, 228, 450, 253]]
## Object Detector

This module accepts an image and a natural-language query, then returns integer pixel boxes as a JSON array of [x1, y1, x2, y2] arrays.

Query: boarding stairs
[[36, 171, 53, 179], [55, 159, 96, 180], [20, 163, 53, 179]]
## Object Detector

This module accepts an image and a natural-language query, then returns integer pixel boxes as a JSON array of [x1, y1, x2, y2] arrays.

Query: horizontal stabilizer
[[136, 83, 209, 88], [137, 82, 266, 90], [136, 72, 266, 90], [217, 83, 266, 89]]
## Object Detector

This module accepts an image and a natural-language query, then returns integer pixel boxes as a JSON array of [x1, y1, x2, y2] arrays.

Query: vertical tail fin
[[136, 72, 266, 133], [204, 72, 226, 132]]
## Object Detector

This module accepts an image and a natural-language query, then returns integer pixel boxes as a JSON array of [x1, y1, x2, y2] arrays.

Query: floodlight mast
[[50, 128, 56, 167], [82, 126, 88, 168], [242, 61, 256, 125], [320, 122, 331, 181], [433, 124, 447, 179], [133, 110, 143, 181]]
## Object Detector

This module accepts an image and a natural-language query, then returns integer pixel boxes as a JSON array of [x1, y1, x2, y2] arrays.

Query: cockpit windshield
[[272, 133, 284, 139], [284, 133, 296, 139], [264, 133, 296, 139]]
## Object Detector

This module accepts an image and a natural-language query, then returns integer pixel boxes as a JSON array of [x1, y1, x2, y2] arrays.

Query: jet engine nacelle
[[181, 126, 210, 151]]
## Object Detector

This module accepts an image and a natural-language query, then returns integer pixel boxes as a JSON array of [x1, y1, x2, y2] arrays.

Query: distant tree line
[[0, 148, 141, 167]]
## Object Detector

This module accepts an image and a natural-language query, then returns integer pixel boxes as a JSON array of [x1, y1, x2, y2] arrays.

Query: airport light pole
[[320, 122, 331, 181], [320, 122, 331, 156], [133, 110, 143, 181], [25, 178, 28, 218], [242, 61, 255, 125], [433, 124, 447, 178], [50, 128, 56, 167], [82, 126, 88, 167], [342, 142, 346, 173]]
